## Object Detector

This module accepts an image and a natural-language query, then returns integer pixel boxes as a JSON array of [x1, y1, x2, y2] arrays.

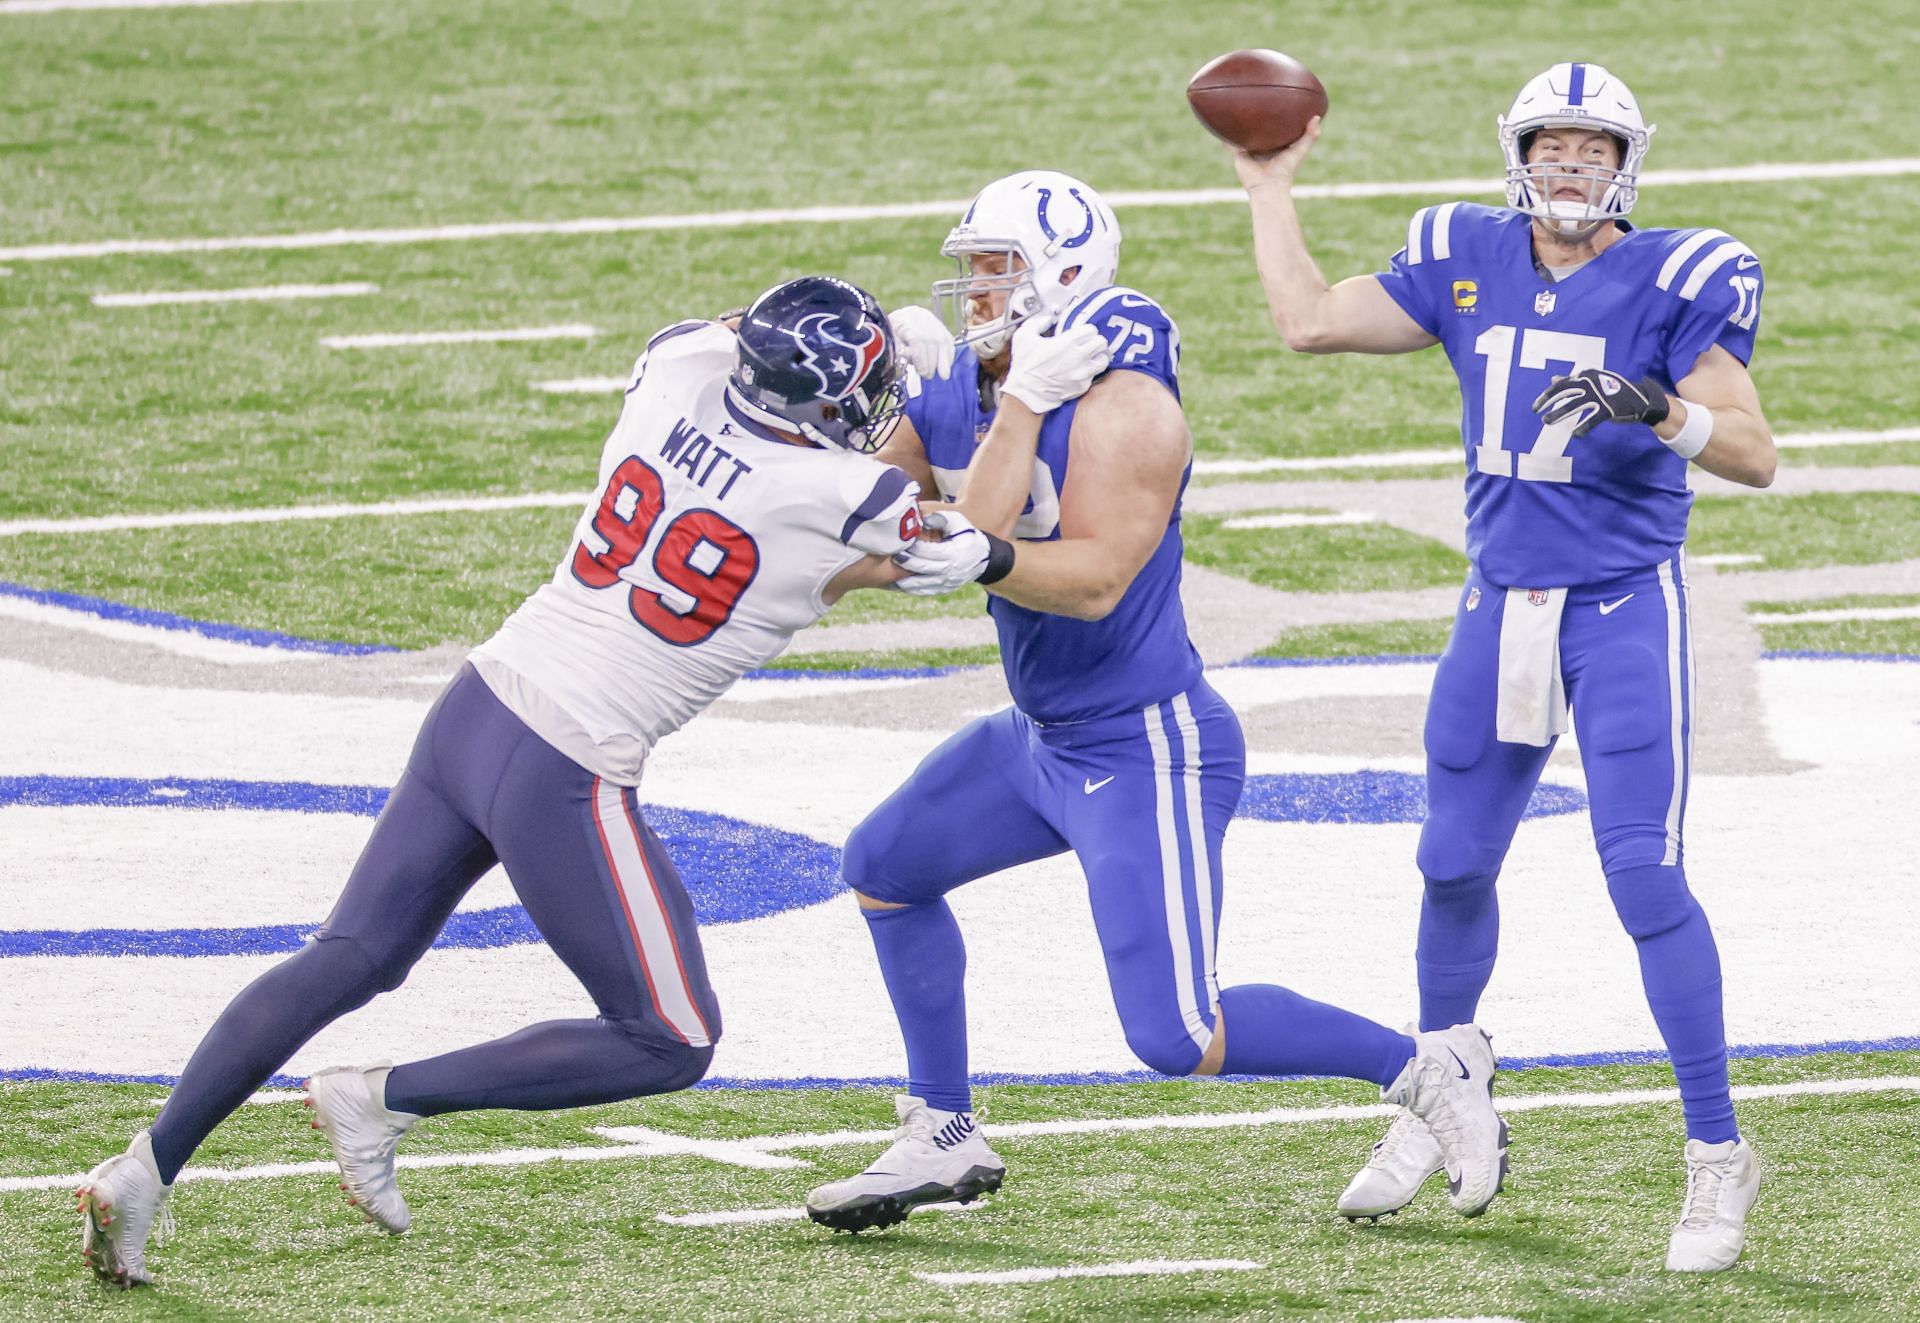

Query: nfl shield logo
[[1528, 589, 1550, 606], [1534, 290, 1557, 316], [1466, 586, 1482, 612]]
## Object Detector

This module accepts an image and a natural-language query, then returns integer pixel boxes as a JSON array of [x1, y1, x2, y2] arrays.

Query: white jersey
[[471, 320, 919, 784]]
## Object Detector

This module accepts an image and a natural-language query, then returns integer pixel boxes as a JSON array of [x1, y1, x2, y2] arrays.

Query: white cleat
[[1666, 1137, 1762, 1272], [1337, 1111, 1446, 1221], [77, 1130, 173, 1288], [304, 1063, 420, 1234], [805, 1095, 1005, 1233], [1382, 1023, 1509, 1217]]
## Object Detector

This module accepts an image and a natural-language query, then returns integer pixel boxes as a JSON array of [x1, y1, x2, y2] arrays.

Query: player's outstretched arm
[[1233, 117, 1437, 355], [1669, 345, 1776, 488], [983, 371, 1187, 621]]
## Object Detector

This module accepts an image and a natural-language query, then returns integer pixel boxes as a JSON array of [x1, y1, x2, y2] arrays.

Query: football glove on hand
[[1532, 367, 1671, 437], [888, 305, 955, 382], [1001, 319, 1115, 414], [893, 509, 991, 597]]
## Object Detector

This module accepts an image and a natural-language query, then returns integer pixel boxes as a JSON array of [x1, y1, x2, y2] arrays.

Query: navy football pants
[[149, 666, 718, 1182]]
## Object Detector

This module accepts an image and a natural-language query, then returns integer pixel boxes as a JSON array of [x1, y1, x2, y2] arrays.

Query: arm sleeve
[[1665, 244, 1763, 383], [840, 465, 922, 556], [1371, 208, 1446, 337]]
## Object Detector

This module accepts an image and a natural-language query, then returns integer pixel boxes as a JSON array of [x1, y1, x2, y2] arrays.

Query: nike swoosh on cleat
[[1084, 775, 1115, 794], [1448, 1049, 1472, 1080], [1599, 593, 1635, 615]]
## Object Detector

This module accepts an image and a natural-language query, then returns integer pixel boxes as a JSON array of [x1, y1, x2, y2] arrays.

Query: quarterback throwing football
[[1232, 62, 1777, 1270]]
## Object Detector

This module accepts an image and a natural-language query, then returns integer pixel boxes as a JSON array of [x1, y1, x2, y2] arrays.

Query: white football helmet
[[1498, 62, 1655, 238], [932, 170, 1121, 357]]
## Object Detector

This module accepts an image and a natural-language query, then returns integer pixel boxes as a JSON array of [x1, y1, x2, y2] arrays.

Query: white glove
[[892, 509, 990, 597], [1000, 319, 1114, 413], [888, 305, 955, 381]]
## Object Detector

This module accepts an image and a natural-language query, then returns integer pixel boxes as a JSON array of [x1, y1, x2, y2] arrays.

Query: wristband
[[978, 532, 1016, 585], [1664, 399, 1713, 460]]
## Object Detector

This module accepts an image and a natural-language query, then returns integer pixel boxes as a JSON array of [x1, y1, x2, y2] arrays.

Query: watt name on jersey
[[1377, 202, 1763, 587], [472, 320, 919, 783]]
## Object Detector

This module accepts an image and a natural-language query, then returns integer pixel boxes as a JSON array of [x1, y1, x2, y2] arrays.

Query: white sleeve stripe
[[1405, 208, 1429, 265], [1678, 240, 1756, 301], [1655, 228, 1730, 291], [1430, 202, 1460, 261]]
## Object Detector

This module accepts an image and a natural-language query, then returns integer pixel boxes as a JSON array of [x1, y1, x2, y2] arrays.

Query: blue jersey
[[1375, 203, 1764, 587], [904, 285, 1202, 723]]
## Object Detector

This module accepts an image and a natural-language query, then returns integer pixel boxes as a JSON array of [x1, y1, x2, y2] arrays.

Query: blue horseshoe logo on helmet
[[1035, 187, 1096, 249]]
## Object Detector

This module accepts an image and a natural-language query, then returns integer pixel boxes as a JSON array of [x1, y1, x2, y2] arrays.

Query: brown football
[[1186, 49, 1328, 153]]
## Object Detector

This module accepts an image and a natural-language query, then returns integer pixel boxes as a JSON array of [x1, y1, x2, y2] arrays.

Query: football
[[1186, 49, 1328, 153]]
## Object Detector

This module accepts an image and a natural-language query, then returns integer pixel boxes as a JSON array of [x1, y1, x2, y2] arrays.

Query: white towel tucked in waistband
[[1495, 586, 1569, 747]]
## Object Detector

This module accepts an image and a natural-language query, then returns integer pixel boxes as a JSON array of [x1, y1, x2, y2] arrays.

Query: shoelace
[[1414, 1060, 1473, 1148], [151, 1201, 176, 1247], [1368, 1115, 1428, 1169], [1678, 1156, 1731, 1230]]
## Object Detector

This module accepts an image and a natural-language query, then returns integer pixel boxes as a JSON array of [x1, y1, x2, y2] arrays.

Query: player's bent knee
[[1418, 868, 1497, 909], [309, 931, 414, 999], [1605, 863, 1701, 940], [1124, 1025, 1205, 1078], [607, 1016, 717, 1092], [654, 1041, 716, 1092], [1416, 816, 1506, 886]]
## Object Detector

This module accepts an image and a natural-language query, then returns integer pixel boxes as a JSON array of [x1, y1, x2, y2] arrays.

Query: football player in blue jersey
[[804, 169, 1510, 1234], [1231, 63, 1777, 1270]]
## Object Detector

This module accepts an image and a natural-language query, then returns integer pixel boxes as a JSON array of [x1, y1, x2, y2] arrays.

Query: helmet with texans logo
[[933, 170, 1122, 357], [1498, 61, 1655, 238], [727, 276, 906, 454]]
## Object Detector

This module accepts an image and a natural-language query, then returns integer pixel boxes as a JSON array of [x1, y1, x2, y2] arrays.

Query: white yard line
[[1696, 553, 1765, 567], [0, 490, 585, 537], [532, 377, 630, 394], [319, 324, 596, 350], [6, 423, 1909, 541], [1771, 426, 1920, 449], [1190, 425, 1920, 479], [1194, 448, 1459, 476], [917, 1258, 1264, 1286], [4, 158, 1918, 263], [1220, 512, 1378, 531], [658, 1200, 979, 1227], [4, 1074, 1913, 1195], [0, 0, 309, 11], [1749, 604, 1920, 624], [93, 282, 377, 308]]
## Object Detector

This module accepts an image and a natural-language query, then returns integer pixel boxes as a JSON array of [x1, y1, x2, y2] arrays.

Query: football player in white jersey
[[73, 276, 1116, 1288]]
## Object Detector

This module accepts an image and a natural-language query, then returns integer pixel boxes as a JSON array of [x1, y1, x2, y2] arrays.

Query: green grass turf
[[1254, 618, 1455, 660], [1689, 493, 1920, 573], [1183, 511, 1466, 595], [5, 0, 1915, 246], [3, 1052, 1917, 1320], [761, 645, 1001, 674], [1747, 593, 1920, 656], [7, 169, 1918, 527]]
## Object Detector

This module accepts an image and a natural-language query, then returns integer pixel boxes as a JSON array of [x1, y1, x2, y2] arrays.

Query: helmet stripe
[[1567, 62, 1587, 106]]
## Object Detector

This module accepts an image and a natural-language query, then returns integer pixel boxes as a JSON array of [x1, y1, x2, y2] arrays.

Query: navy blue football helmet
[[727, 277, 906, 453]]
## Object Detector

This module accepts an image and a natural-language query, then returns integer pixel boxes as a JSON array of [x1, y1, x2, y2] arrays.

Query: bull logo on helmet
[[787, 312, 887, 403]]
